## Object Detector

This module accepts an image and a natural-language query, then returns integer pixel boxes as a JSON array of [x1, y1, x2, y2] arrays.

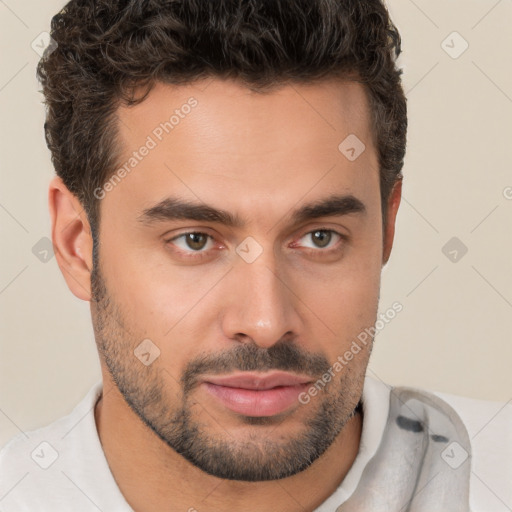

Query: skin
[[49, 77, 401, 512]]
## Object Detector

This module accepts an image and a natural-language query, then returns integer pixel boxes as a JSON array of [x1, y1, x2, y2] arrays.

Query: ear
[[382, 178, 402, 266], [48, 176, 94, 301]]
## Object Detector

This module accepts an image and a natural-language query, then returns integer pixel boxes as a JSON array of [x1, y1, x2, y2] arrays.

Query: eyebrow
[[137, 193, 366, 228]]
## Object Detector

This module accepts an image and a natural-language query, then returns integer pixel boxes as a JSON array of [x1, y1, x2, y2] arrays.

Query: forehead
[[117, 77, 374, 153], [107, 78, 379, 226]]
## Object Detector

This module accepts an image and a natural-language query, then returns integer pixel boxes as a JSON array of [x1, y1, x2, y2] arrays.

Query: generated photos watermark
[[94, 97, 198, 200], [298, 301, 403, 404]]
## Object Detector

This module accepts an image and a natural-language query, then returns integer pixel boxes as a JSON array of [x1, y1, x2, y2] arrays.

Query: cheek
[[304, 271, 379, 333], [295, 238, 382, 354], [99, 237, 225, 374]]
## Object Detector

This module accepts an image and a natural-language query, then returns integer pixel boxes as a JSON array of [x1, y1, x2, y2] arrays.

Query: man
[[0, 0, 510, 511]]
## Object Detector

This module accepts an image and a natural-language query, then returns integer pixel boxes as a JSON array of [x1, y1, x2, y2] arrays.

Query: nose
[[220, 254, 302, 349]]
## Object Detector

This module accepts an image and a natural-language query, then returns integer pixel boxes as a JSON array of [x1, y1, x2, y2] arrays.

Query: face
[[90, 78, 389, 481]]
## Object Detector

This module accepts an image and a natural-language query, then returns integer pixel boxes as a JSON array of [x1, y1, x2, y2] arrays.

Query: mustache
[[182, 341, 331, 393]]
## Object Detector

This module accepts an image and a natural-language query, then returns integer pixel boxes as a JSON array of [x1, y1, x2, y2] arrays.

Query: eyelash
[[165, 228, 347, 260]]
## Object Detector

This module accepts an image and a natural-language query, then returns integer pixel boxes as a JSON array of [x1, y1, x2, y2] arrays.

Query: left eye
[[170, 232, 214, 252], [297, 229, 342, 249]]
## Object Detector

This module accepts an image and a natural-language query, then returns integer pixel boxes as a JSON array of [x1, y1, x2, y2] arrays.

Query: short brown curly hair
[[37, 0, 407, 237]]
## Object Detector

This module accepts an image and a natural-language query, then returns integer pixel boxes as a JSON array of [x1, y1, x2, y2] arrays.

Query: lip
[[202, 372, 313, 417], [204, 371, 313, 390]]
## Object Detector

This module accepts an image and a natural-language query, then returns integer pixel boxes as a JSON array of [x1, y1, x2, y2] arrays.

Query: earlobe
[[382, 178, 402, 266], [48, 176, 94, 301]]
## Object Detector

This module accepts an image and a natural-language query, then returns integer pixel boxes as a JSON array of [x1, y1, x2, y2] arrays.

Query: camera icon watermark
[[338, 134, 366, 162], [236, 236, 263, 263], [442, 237, 468, 263], [441, 31, 469, 60], [31, 441, 59, 469], [31, 32, 58, 58], [32, 236, 54, 263], [441, 441, 468, 469], [134, 338, 161, 366]]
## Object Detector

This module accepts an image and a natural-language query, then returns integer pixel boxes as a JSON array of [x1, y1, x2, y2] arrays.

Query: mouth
[[202, 371, 314, 417]]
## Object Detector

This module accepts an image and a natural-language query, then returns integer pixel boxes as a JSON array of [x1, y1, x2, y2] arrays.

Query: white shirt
[[0, 376, 510, 511]]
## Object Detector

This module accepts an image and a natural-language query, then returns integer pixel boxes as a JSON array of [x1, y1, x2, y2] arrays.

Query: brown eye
[[297, 229, 342, 250], [184, 232, 209, 251], [311, 230, 332, 248], [168, 232, 214, 253]]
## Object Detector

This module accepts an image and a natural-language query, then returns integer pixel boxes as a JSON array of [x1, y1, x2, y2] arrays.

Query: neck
[[95, 376, 363, 512]]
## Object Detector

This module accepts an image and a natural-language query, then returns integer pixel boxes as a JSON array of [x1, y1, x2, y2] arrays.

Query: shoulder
[[0, 380, 106, 511], [433, 390, 512, 511]]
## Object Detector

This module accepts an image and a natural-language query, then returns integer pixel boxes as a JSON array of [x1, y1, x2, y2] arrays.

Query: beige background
[[1, 0, 511, 449]]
